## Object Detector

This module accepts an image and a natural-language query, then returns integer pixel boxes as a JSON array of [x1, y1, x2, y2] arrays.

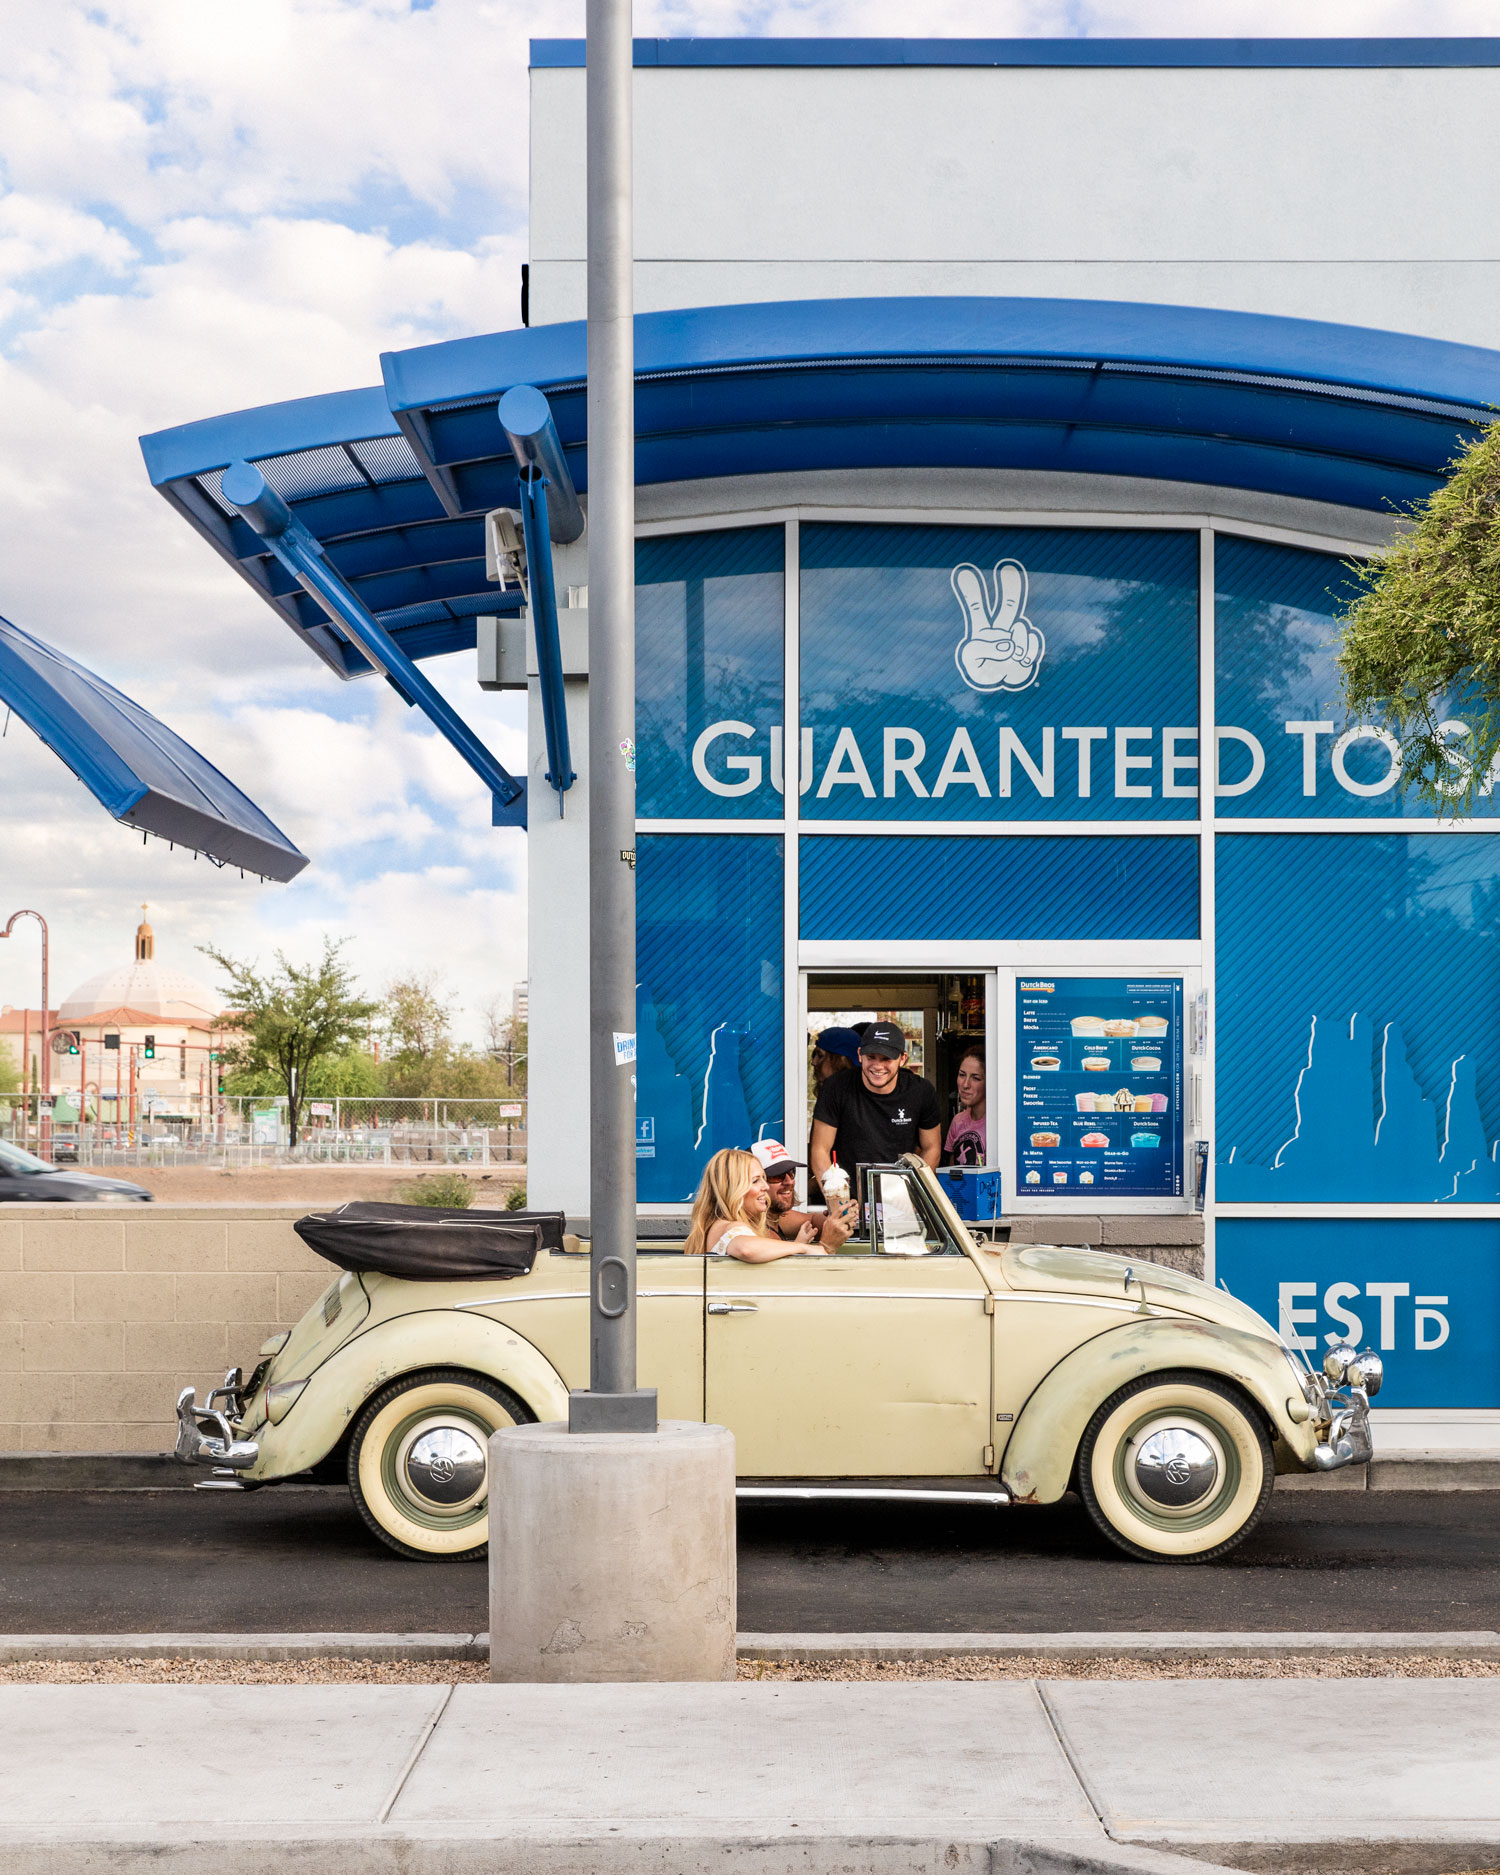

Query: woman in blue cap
[[811, 1025, 862, 1086], [806, 1026, 863, 1200]]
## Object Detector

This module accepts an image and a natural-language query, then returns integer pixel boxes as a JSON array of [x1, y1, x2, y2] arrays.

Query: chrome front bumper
[[1308, 1386, 1374, 1471], [174, 1381, 259, 1472]]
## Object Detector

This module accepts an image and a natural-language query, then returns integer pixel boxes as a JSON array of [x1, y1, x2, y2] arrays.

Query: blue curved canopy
[[140, 295, 1500, 676], [0, 614, 307, 882]]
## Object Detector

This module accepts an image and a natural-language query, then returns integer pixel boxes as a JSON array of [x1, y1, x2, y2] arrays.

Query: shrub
[[399, 1171, 474, 1209], [505, 1186, 527, 1210]]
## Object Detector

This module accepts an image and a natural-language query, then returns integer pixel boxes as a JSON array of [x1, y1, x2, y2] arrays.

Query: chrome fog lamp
[[1323, 1338, 1358, 1384], [1347, 1351, 1384, 1396]]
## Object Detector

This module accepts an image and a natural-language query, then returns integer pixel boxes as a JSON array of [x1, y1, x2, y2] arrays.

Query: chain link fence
[[0, 1094, 528, 1169]]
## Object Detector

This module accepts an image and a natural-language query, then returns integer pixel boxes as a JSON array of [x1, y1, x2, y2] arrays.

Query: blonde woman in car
[[684, 1148, 827, 1260]]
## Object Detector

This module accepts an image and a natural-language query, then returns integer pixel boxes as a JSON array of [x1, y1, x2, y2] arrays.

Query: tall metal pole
[[572, 0, 656, 1432], [3, 912, 48, 1155]]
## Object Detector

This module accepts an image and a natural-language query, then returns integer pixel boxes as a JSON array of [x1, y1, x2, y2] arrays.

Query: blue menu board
[[1016, 978, 1184, 1198]]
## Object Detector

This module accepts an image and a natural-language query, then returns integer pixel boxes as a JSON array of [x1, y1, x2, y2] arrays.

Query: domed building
[[49, 911, 228, 1130], [60, 912, 222, 1029]]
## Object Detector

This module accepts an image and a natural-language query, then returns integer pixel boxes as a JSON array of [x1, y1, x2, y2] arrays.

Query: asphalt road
[[1, 1486, 1497, 1635]]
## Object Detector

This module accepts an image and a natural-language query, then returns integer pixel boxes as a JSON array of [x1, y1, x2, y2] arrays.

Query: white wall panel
[[530, 61, 1500, 348]]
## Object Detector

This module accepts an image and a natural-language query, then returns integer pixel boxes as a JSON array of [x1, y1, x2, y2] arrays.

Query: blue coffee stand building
[[140, 36, 1500, 1446]]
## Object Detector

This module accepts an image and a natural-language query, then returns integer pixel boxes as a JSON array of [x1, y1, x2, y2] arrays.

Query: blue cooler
[[940, 1165, 1002, 1221]]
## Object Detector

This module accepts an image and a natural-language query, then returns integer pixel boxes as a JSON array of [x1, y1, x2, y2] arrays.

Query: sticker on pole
[[614, 1031, 637, 1066]]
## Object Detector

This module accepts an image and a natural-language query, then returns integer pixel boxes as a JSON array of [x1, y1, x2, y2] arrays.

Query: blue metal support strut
[[498, 384, 585, 545], [219, 460, 526, 828], [498, 385, 583, 809], [516, 471, 574, 803]]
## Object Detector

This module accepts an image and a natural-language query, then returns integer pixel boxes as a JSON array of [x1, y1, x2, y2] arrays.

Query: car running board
[[194, 1467, 249, 1492], [736, 1484, 1011, 1506]]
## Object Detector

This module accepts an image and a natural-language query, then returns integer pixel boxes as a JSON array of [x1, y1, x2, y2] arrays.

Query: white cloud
[[0, 0, 1494, 1044]]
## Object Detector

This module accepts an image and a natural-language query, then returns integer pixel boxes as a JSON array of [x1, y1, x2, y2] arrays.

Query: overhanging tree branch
[[1337, 418, 1500, 816]]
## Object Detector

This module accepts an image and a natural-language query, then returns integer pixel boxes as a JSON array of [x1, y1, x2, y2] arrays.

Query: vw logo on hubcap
[[1132, 1427, 1219, 1509], [404, 1425, 486, 1508]]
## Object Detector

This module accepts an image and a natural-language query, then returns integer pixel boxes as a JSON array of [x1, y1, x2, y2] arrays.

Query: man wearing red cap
[[751, 1139, 856, 1249]]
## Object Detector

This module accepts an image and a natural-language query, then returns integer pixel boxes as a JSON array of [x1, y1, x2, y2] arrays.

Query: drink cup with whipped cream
[[820, 1162, 850, 1208]]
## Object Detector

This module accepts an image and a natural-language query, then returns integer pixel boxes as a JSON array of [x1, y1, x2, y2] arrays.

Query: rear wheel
[[347, 1367, 532, 1562], [1076, 1370, 1273, 1563]]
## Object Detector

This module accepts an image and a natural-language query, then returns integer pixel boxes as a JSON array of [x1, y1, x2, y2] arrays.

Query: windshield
[[0, 1138, 51, 1173], [831, 1162, 964, 1256]]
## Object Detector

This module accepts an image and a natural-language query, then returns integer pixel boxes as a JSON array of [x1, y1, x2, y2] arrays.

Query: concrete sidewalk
[[1, 1677, 1498, 1873]]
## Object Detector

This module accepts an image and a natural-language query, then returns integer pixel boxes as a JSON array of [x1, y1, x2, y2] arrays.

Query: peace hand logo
[[951, 559, 1045, 694]]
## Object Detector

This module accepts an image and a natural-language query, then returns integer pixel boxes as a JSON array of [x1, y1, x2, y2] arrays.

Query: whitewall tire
[[1076, 1370, 1274, 1563], [347, 1367, 532, 1562]]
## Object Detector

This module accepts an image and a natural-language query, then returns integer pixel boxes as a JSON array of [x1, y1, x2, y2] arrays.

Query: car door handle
[[707, 1301, 759, 1314]]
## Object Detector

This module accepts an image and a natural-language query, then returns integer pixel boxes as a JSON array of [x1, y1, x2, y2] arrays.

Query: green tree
[[201, 938, 379, 1146], [0, 1040, 18, 1099], [382, 974, 454, 1065], [1337, 419, 1500, 813], [376, 976, 528, 1102], [482, 993, 528, 1097], [223, 1046, 382, 1103]]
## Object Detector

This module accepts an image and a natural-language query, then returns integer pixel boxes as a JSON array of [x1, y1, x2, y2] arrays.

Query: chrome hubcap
[[400, 1423, 487, 1510], [1130, 1425, 1219, 1510]]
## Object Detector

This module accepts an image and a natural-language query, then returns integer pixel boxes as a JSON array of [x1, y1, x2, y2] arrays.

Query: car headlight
[[1321, 1339, 1383, 1396]]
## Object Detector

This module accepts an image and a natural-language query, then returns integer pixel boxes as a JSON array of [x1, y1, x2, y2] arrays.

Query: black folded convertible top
[[293, 1202, 567, 1280]]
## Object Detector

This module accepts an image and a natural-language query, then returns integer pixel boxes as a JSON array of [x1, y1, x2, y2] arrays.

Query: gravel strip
[[0, 1657, 491, 1684], [4, 1653, 1500, 1684], [742, 1653, 1500, 1681]]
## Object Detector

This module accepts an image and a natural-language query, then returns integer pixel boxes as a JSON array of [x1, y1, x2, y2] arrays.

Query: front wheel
[[1076, 1370, 1273, 1563], [347, 1367, 533, 1562]]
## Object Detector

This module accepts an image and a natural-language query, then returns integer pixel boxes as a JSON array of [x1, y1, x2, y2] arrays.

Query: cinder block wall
[[1005, 1215, 1205, 1276], [0, 1206, 327, 1454]]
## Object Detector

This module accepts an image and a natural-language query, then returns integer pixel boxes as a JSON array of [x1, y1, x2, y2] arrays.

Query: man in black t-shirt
[[809, 1022, 942, 1196]]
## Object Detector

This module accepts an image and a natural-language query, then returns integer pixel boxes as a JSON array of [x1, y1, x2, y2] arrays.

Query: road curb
[[0, 1633, 487, 1662], [5, 1629, 1500, 1664], [0, 1833, 1263, 1875], [0, 1830, 1479, 1875]]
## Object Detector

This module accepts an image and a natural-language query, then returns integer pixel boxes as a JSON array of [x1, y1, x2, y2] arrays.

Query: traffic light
[[67, 1034, 79, 1055], [143, 1035, 156, 1060], [104, 1033, 120, 1052]]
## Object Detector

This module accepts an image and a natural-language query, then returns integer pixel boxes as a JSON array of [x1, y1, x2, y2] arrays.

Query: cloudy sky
[[0, 0, 1490, 1036]]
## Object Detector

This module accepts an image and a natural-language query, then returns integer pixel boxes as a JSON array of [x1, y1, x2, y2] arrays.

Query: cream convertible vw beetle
[[175, 1160, 1379, 1563]]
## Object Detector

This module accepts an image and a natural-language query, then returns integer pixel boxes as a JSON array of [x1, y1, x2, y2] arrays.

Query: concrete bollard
[[488, 1419, 736, 1683]]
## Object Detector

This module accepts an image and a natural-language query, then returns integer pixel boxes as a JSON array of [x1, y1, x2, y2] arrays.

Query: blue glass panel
[[636, 527, 784, 820], [800, 835, 1198, 940], [1217, 1218, 1500, 1411], [1214, 534, 1498, 819], [636, 833, 784, 1203], [799, 524, 1199, 822], [1216, 832, 1500, 1200]]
